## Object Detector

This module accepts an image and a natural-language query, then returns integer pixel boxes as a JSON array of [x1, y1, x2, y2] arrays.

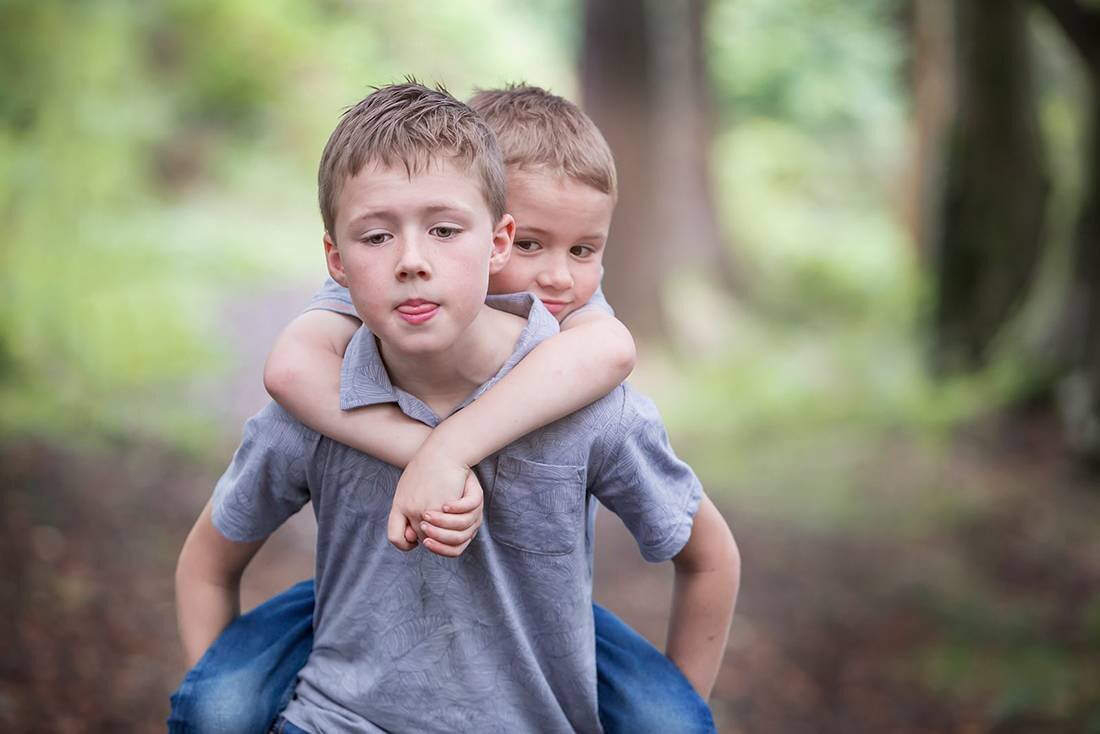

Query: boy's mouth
[[396, 299, 439, 325], [539, 299, 570, 316]]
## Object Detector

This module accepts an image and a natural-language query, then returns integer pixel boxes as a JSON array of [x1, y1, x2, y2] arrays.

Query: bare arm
[[174, 501, 267, 667], [263, 310, 432, 468], [667, 494, 740, 699], [390, 313, 636, 547], [422, 311, 634, 465], [265, 307, 638, 552]]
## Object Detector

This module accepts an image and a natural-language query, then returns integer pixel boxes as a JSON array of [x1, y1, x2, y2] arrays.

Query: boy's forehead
[[335, 158, 491, 224], [506, 168, 614, 232], [506, 166, 612, 201]]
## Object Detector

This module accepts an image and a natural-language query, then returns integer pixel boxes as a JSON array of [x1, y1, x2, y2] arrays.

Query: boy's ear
[[488, 213, 515, 276], [323, 232, 350, 288]]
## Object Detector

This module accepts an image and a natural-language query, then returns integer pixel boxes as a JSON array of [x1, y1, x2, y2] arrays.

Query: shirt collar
[[339, 292, 560, 425]]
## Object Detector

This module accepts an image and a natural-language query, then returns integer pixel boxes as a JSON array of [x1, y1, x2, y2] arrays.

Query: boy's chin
[[376, 326, 459, 357]]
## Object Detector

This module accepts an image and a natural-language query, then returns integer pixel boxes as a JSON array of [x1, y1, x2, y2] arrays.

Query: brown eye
[[363, 232, 391, 246], [430, 226, 461, 239], [515, 240, 541, 253]]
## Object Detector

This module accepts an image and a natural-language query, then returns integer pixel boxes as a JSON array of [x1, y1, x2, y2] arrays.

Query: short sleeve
[[305, 278, 360, 320], [589, 388, 702, 562], [561, 283, 614, 326], [211, 403, 320, 542]]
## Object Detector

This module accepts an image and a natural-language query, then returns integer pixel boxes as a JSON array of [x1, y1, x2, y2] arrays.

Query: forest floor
[[2, 402, 1099, 733]]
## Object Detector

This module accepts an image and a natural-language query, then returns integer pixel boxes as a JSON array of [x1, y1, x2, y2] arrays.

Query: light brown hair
[[468, 84, 617, 200], [318, 82, 506, 241]]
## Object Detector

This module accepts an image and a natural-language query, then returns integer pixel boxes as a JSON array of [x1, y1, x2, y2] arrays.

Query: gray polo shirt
[[211, 293, 703, 734]]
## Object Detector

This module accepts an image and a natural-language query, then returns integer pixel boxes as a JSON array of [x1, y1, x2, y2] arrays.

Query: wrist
[[418, 421, 479, 468]]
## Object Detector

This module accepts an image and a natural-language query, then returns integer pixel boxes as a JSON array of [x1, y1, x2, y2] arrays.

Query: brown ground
[[2, 405, 1098, 733]]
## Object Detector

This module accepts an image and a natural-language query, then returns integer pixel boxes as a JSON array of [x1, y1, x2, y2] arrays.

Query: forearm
[[264, 311, 431, 467], [174, 502, 265, 667], [667, 496, 740, 699], [268, 352, 430, 466], [666, 560, 739, 699], [175, 570, 240, 668], [427, 317, 635, 466]]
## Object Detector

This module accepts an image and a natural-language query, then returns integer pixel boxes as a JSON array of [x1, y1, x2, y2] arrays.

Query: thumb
[[387, 506, 415, 551], [463, 471, 483, 500]]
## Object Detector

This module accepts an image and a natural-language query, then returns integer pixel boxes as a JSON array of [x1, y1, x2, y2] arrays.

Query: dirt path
[[4, 416, 1099, 732], [3, 292, 1097, 732]]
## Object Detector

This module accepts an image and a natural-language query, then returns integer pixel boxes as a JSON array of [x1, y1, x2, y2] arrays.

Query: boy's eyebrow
[[346, 202, 477, 227], [518, 224, 608, 243]]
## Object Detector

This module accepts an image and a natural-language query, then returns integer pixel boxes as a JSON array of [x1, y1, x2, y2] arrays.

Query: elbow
[[610, 323, 637, 379], [175, 507, 236, 597], [725, 530, 742, 597], [675, 497, 741, 581], [263, 354, 300, 405], [712, 513, 741, 586], [174, 541, 201, 603]]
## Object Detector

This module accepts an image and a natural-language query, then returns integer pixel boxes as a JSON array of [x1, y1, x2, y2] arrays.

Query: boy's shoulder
[[584, 382, 670, 442], [499, 382, 673, 475], [239, 401, 325, 457], [591, 384, 682, 468]]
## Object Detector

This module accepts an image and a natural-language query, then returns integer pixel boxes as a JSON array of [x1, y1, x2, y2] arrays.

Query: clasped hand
[[387, 447, 483, 557]]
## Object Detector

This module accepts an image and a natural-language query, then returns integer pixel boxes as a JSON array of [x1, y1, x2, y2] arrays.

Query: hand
[[387, 447, 474, 551], [418, 472, 484, 557]]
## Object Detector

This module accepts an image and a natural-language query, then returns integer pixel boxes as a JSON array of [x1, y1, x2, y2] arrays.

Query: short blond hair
[[318, 82, 506, 241], [468, 85, 617, 200]]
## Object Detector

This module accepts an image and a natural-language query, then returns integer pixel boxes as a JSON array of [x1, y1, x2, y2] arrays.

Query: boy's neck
[[378, 303, 525, 418]]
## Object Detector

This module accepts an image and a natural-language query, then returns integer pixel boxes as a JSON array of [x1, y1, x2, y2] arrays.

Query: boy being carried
[[265, 87, 638, 556], [172, 84, 739, 733]]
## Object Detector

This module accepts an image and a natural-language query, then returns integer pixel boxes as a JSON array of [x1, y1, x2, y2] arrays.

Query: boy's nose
[[394, 239, 431, 281], [538, 260, 574, 291]]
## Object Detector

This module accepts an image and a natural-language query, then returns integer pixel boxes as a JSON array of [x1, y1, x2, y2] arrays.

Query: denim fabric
[[593, 604, 716, 734], [168, 580, 714, 734], [167, 580, 313, 734]]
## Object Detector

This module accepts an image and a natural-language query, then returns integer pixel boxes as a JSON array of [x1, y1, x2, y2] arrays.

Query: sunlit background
[[3, 1, 1099, 731]]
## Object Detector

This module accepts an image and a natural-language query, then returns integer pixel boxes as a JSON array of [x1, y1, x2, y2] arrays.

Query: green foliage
[[710, 0, 906, 135], [0, 0, 575, 445], [923, 641, 1084, 721]]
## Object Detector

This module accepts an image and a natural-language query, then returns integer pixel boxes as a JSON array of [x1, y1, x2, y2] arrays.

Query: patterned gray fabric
[[211, 294, 702, 733]]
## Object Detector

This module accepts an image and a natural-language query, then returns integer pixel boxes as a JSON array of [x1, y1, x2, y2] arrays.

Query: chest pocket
[[489, 455, 587, 556]]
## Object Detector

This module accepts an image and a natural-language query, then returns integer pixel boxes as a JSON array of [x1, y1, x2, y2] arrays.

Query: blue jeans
[[168, 579, 714, 733]]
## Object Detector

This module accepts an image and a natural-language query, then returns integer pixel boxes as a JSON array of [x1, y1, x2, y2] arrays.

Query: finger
[[442, 475, 484, 514], [442, 495, 481, 514], [422, 509, 481, 531], [387, 508, 416, 551], [404, 523, 419, 545], [423, 537, 470, 558], [420, 521, 476, 547]]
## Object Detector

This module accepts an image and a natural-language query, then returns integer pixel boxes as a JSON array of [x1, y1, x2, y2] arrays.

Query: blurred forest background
[[3, 0, 1100, 731]]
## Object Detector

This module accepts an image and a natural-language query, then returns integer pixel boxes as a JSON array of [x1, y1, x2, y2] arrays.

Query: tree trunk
[[908, 0, 955, 258], [581, 0, 734, 341], [932, 0, 1049, 372], [1034, 0, 1100, 459]]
